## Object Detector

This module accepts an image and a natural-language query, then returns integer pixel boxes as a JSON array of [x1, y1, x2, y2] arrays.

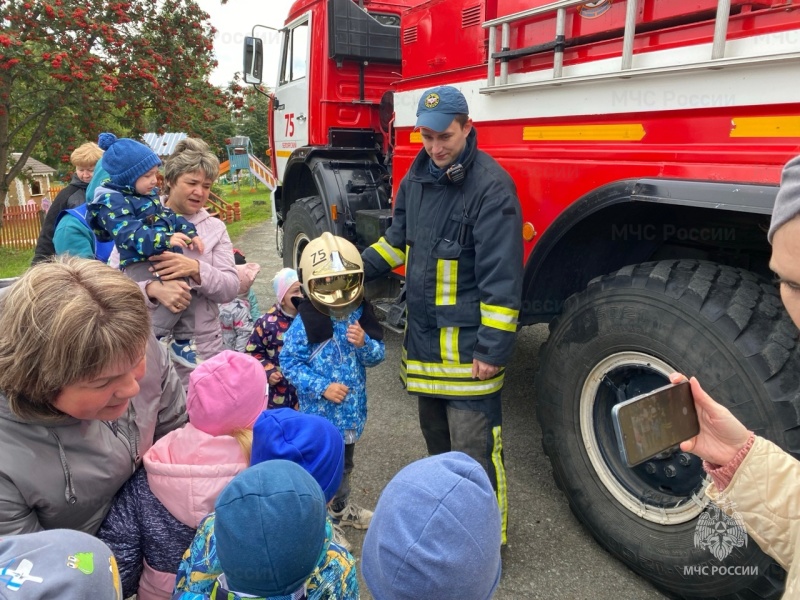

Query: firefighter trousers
[[417, 392, 508, 543]]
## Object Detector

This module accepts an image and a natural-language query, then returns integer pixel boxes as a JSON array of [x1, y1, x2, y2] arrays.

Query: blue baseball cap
[[415, 86, 469, 132]]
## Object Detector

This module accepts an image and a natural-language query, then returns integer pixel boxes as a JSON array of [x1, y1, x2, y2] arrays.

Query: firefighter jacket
[[363, 129, 523, 399]]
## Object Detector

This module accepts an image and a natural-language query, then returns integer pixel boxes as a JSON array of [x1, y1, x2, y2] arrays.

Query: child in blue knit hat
[[173, 410, 358, 600], [88, 132, 205, 367], [362, 452, 502, 600]]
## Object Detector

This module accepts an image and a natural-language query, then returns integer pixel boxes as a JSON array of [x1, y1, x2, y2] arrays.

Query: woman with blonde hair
[[0, 257, 186, 534], [96, 350, 267, 600]]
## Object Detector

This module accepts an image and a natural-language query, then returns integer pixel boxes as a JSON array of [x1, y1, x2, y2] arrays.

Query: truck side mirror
[[243, 36, 263, 84]]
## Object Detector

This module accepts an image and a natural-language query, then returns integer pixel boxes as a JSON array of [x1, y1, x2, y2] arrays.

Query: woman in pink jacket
[[111, 138, 239, 380], [97, 350, 267, 600]]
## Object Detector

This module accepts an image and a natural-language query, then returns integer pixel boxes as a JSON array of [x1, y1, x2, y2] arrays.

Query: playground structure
[[219, 136, 277, 192]]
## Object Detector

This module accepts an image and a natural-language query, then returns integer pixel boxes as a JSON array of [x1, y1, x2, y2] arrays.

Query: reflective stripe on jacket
[[363, 129, 523, 399]]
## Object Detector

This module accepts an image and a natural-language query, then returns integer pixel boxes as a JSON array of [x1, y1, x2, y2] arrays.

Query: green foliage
[[0, 0, 247, 215], [237, 89, 270, 161]]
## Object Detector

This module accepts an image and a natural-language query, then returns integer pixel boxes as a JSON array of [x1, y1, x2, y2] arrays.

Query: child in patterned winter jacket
[[219, 250, 261, 352], [246, 268, 304, 409], [281, 233, 385, 533], [172, 409, 358, 600], [88, 132, 205, 366]]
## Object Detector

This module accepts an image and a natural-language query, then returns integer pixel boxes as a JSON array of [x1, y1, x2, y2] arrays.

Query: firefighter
[[362, 85, 523, 543]]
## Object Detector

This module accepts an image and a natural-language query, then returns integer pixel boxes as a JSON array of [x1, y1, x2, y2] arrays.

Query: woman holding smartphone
[[675, 154, 800, 597]]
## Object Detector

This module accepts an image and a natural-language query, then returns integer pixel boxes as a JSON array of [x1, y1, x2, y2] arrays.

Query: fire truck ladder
[[482, 0, 800, 93]]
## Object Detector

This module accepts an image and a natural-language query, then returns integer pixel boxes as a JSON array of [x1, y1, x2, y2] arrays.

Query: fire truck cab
[[243, 1, 800, 597]]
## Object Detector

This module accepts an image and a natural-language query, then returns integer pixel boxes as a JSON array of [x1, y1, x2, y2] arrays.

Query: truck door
[[274, 14, 310, 180]]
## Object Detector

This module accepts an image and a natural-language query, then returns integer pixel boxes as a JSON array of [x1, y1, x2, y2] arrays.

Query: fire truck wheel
[[536, 259, 797, 599], [283, 196, 327, 269], [276, 221, 284, 258]]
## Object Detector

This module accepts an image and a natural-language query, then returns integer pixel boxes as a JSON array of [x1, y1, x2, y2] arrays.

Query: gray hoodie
[[0, 335, 187, 536]]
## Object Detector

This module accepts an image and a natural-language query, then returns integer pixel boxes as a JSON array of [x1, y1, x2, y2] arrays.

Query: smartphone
[[611, 381, 699, 467]]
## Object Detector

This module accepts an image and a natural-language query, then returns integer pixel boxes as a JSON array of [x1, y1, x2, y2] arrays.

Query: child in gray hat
[[0, 529, 121, 599]]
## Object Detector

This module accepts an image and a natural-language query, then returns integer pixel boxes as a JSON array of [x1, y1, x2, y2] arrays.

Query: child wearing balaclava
[[246, 268, 304, 409]]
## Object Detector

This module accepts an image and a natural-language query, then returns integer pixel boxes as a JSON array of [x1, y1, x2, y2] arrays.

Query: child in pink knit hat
[[246, 268, 304, 409], [97, 350, 267, 600]]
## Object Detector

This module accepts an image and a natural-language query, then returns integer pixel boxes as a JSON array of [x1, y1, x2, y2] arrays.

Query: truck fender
[[521, 178, 777, 324], [280, 147, 390, 238]]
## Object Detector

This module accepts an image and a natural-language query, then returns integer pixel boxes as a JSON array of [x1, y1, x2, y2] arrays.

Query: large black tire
[[276, 221, 284, 259], [282, 196, 327, 269], [536, 260, 800, 599]]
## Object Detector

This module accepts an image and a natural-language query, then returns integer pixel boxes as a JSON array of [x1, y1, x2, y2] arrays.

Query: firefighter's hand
[[472, 359, 500, 380], [268, 372, 282, 385], [670, 373, 751, 466], [323, 383, 349, 404], [346, 322, 366, 348]]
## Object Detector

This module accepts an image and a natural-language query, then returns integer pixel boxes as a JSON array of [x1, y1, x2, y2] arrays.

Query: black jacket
[[32, 174, 88, 264], [363, 129, 523, 399]]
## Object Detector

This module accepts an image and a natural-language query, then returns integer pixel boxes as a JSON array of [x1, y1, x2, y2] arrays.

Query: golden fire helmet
[[299, 232, 364, 318]]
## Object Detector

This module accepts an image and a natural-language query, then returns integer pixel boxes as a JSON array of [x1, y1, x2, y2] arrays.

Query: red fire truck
[[242, 1, 800, 597]]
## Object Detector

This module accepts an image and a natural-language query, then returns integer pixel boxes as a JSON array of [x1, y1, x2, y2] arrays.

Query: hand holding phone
[[612, 381, 700, 467], [670, 373, 752, 466]]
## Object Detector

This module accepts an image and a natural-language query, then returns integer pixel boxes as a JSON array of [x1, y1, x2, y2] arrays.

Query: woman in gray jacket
[[0, 257, 186, 535]]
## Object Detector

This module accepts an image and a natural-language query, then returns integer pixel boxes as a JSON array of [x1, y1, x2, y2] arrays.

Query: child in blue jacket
[[281, 232, 385, 531], [88, 132, 204, 367]]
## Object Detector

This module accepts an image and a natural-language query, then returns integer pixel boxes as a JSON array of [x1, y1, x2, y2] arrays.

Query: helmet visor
[[307, 273, 364, 308]]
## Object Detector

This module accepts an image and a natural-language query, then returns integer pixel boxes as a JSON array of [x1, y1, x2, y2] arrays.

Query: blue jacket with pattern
[[89, 183, 197, 266], [280, 304, 385, 441], [171, 513, 358, 600]]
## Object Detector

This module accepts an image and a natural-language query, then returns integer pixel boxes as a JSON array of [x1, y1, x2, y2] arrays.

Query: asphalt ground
[[234, 218, 667, 600]]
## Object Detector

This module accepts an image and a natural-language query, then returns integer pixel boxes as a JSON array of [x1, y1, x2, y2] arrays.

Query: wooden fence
[[206, 191, 241, 222], [0, 205, 42, 250], [0, 190, 240, 250]]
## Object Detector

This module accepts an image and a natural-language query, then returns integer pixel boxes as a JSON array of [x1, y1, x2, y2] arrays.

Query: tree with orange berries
[[0, 0, 245, 222]]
